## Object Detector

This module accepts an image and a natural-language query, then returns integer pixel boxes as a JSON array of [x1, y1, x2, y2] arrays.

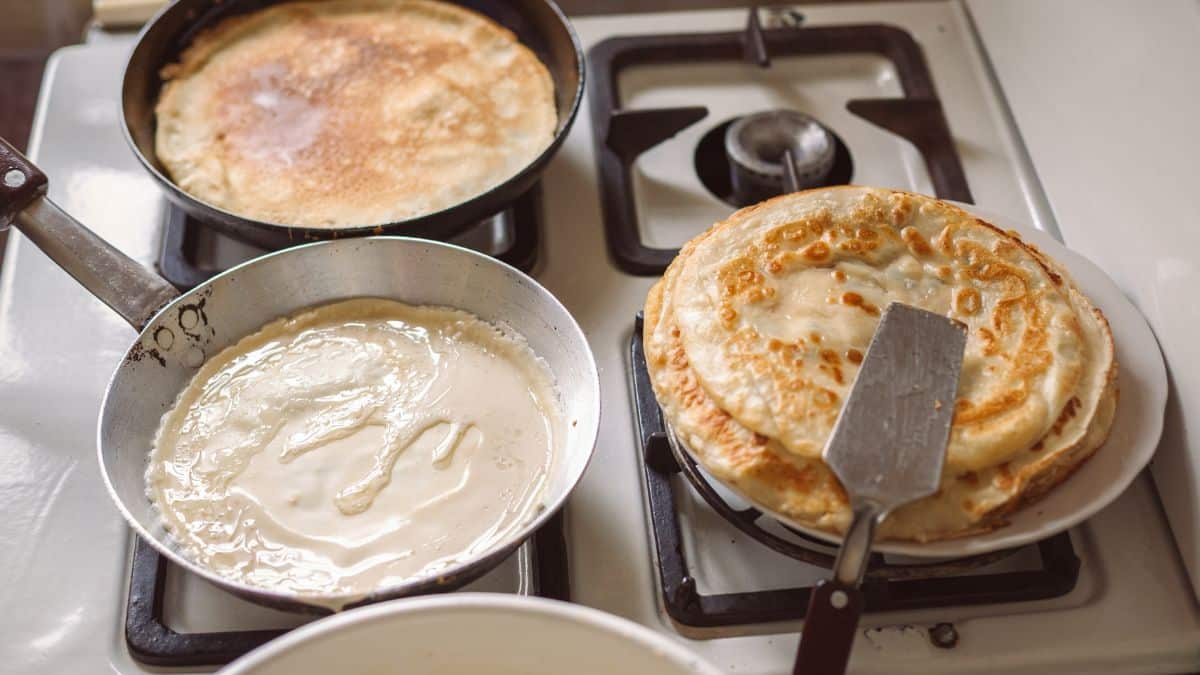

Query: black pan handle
[[0, 137, 49, 229], [0, 136, 179, 330], [793, 578, 864, 674]]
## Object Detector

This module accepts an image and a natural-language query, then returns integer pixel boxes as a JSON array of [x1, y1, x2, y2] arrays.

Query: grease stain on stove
[[864, 624, 941, 654]]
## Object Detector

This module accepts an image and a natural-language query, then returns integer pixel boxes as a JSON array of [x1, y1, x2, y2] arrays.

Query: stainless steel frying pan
[[0, 138, 600, 613]]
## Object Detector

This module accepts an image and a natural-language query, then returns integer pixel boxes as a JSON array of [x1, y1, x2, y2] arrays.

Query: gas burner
[[726, 109, 836, 201], [587, 11, 972, 274], [629, 314, 1080, 629], [694, 113, 854, 207], [157, 183, 544, 289]]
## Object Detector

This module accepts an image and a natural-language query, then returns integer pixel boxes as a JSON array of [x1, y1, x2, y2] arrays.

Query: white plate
[[690, 203, 1168, 558], [218, 594, 721, 675]]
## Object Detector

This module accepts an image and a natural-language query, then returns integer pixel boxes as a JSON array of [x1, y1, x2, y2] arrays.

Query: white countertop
[[968, 0, 1200, 600]]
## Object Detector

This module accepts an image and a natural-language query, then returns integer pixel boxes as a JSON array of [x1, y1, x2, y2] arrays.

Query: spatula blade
[[822, 302, 967, 512]]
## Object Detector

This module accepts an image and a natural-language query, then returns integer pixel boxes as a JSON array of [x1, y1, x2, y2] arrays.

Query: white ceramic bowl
[[219, 594, 720, 674]]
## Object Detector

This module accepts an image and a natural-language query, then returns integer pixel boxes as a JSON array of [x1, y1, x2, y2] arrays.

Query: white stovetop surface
[[967, 0, 1200, 605], [2, 3, 1198, 674]]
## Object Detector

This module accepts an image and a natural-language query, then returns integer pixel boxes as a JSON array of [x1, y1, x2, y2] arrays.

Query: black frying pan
[[121, 0, 584, 249]]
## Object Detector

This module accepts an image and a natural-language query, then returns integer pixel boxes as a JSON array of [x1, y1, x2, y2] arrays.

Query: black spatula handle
[[793, 578, 864, 674]]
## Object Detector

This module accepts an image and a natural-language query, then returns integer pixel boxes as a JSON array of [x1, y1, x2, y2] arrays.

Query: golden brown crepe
[[644, 187, 1117, 541], [155, 0, 556, 228]]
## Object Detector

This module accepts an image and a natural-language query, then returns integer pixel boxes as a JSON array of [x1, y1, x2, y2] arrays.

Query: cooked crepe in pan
[[644, 187, 1117, 541], [155, 0, 556, 228]]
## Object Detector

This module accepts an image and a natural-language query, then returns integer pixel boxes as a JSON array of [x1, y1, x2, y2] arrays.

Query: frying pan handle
[[0, 137, 48, 228], [0, 137, 180, 330], [793, 578, 865, 675]]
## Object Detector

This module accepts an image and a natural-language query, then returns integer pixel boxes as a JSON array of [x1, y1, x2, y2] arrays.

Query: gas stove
[[4, 3, 1200, 674]]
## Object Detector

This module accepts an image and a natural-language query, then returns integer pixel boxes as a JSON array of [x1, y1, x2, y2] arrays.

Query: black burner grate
[[587, 9, 973, 275], [157, 183, 544, 289], [126, 515, 570, 666], [630, 314, 1080, 628]]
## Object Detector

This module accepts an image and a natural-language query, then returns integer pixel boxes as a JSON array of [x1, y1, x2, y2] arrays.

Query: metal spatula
[[793, 302, 967, 675]]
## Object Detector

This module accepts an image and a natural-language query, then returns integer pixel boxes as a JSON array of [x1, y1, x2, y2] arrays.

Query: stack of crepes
[[643, 187, 1118, 541]]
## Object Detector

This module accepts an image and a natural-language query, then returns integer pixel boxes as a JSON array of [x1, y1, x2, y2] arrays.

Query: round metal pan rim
[[97, 236, 601, 613]]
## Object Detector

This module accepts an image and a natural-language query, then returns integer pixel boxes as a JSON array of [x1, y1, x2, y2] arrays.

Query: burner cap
[[724, 110, 836, 203]]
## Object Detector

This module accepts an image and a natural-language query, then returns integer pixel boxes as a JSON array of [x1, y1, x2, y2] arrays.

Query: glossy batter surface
[[147, 299, 560, 605]]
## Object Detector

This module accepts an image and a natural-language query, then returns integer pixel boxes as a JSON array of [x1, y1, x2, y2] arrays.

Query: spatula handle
[[793, 578, 864, 674], [793, 503, 879, 674]]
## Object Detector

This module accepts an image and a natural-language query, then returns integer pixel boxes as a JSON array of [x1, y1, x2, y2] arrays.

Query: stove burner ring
[[725, 109, 836, 201]]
